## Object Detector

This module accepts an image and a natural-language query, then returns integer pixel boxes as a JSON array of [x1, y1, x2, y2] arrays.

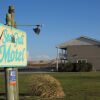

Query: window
[[77, 59, 87, 63]]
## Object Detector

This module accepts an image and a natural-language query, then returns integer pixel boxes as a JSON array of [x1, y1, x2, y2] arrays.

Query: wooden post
[[5, 5, 19, 100], [56, 48, 59, 71], [5, 68, 19, 100]]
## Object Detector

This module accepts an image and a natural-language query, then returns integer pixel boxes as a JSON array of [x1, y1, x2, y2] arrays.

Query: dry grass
[[27, 74, 65, 99]]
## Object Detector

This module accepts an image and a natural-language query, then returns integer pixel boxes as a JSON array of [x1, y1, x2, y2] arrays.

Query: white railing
[[59, 53, 67, 59]]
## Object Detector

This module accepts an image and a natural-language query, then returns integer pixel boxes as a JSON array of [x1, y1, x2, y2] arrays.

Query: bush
[[75, 62, 93, 72], [58, 62, 93, 72], [58, 63, 65, 72], [65, 62, 74, 72], [28, 74, 65, 99]]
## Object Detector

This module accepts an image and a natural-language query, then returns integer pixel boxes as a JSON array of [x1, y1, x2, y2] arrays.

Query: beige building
[[56, 36, 100, 71]]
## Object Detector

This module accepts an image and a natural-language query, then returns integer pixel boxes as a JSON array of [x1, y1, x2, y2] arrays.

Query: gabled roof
[[57, 36, 100, 49]]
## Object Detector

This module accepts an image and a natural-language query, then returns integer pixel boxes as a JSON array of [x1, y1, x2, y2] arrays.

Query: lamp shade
[[33, 26, 40, 35]]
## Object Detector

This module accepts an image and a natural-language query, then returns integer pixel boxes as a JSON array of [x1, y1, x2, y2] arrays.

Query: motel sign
[[0, 23, 27, 67]]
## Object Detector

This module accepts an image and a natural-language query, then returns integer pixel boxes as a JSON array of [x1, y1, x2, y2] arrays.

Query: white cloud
[[35, 54, 50, 60]]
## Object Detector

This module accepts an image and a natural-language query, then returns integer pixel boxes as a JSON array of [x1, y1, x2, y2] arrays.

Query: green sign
[[0, 23, 27, 67]]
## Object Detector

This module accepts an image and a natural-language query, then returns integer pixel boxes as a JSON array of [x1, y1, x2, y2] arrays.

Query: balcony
[[59, 53, 67, 60]]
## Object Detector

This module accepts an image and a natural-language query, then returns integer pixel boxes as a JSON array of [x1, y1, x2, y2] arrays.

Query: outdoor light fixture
[[33, 24, 42, 35], [6, 5, 42, 35], [9, 24, 43, 35]]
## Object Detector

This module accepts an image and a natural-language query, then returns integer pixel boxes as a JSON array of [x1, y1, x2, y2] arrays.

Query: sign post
[[0, 22, 27, 100], [5, 68, 18, 100]]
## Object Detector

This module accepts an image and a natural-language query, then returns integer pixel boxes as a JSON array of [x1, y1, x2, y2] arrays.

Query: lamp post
[[4, 5, 42, 100]]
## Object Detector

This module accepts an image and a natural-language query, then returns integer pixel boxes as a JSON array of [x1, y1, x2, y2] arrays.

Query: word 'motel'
[[0, 29, 25, 63]]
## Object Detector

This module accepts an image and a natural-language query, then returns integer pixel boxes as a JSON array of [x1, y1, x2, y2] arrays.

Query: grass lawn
[[0, 72, 100, 100]]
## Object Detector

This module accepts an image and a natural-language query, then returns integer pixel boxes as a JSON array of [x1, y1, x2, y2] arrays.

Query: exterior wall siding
[[67, 45, 100, 71]]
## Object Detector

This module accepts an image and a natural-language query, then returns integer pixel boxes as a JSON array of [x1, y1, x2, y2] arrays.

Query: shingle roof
[[57, 36, 100, 49]]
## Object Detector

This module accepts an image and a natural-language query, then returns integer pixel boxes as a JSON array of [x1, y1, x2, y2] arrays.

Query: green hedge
[[58, 62, 93, 72]]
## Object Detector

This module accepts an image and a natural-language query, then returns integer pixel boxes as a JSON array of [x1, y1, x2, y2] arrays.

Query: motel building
[[56, 36, 100, 71]]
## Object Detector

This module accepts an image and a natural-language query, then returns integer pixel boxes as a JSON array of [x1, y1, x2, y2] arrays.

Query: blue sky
[[0, 0, 100, 60]]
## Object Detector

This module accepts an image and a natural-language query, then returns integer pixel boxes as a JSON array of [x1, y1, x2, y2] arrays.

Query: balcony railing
[[59, 53, 67, 60]]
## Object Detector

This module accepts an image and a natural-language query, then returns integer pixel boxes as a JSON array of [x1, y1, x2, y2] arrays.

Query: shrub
[[74, 62, 93, 72], [65, 62, 74, 72], [58, 63, 65, 72], [28, 74, 65, 99], [58, 62, 93, 72]]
